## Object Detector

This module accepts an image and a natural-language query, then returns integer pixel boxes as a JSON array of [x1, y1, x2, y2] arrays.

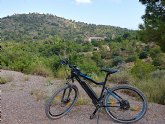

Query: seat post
[[104, 73, 110, 84], [98, 72, 110, 101]]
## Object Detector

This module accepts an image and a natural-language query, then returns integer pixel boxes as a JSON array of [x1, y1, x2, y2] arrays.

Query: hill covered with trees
[[0, 13, 135, 42], [0, 12, 165, 105]]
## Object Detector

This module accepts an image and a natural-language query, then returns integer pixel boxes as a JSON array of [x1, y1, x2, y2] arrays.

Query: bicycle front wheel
[[105, 84, 147, 123], [45, 84, 78, 119]]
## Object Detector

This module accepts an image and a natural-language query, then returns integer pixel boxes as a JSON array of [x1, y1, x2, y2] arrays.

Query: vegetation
[[109, 68, 165, 105], [132, 69, 165, 105], [0, 76, 13, 84], [0, 76, 9, 84], [0, 13, 135, 42], [131, 60, 155, 80], [30, 89, 46, 101], [0, 13, 165, 105], [138, 0, 165, 51], [75, 97, 90, 106], [136, 0, 165, 104]]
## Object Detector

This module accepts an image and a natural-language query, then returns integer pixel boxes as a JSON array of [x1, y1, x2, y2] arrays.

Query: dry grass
[[133, 78, 165, 105], [45, 77, 54, 86], [0, 77, 9, 84], [30, 89, 46, 101], [0, 76, 13, 84], [31, 65, 53, 77], [109, 71, 132, 84], [108, 69, 165, 105], [23, 75, 30, 81], [75, 97, 90, 106]]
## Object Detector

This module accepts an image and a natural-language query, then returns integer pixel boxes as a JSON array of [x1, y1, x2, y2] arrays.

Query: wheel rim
[[49, 87, 77, 117], [105, 87, 146, 122]]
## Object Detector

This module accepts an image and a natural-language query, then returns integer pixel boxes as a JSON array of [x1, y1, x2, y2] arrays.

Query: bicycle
[[45, 54, 147, 123]]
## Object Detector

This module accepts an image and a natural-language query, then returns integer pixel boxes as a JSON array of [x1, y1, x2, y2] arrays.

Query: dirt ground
[[1, 69, 165, 124]]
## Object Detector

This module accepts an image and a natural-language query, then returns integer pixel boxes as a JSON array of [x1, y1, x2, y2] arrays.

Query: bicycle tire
[[104, 84, 147, 123], [45, 84, 79, 119]]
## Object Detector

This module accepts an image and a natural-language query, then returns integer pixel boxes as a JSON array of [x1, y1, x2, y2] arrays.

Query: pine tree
[[139, 0, 165, 51]]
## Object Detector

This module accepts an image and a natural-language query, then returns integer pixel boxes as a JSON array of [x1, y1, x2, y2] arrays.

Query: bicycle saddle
[[101, 68, 118, 74]]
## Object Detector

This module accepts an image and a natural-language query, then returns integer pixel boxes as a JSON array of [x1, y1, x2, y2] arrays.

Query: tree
[[123, 32, 130, 39], [138, 0, 165, 51]]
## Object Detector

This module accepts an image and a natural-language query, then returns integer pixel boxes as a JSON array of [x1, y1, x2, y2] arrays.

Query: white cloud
[[75, 0, 92, 4]]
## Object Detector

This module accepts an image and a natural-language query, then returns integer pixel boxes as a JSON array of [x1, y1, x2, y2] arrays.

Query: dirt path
[[1, 70, 165, 124]]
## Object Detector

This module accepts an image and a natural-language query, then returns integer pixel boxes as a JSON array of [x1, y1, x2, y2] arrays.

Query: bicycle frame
[[45, 54, 147, 123], [57, 55, 122, 107], [72, 72, 110, 105]]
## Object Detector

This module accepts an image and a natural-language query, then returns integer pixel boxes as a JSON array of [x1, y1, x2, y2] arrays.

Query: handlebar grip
[[61, 60, 66, 65], [69, 65, 77, 68]]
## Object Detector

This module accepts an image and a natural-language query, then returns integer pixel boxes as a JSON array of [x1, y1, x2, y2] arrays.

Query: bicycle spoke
[[45, 84, 78, 119], [105, 85, 147, 123]]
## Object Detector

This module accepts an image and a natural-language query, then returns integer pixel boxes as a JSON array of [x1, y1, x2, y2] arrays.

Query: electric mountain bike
[[45, 55, 147, 123]]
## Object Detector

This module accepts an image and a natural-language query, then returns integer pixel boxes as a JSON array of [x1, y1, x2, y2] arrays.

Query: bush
[[149, 46, 161, 58], [92, 52, 101, 62], [78, 58, 99, 75], [125, 55, 137, 63], [29, 58, 54, 77], [139, 51, 148, 59], [152, 58, 162, 67], [152, 55, 165, 69], [56, 66, 69, 78], [112, 56, 123, 66], [131, 60, 155, 79]]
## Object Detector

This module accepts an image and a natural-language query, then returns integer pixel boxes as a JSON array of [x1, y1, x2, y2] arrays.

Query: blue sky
[[0, 0, 145, 29]]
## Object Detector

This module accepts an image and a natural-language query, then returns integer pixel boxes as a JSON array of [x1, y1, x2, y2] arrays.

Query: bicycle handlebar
[[55, 52, 77, 70], [55, 52, 121, 75]]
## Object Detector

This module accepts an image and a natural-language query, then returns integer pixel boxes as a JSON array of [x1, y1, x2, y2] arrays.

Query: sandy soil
[[1, 69, 165, 124]]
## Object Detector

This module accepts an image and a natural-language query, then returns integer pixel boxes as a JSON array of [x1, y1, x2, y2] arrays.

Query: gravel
[[1, 69, 165, 124]]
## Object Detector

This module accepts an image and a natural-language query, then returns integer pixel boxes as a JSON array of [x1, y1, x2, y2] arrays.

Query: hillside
[[1, 13, 165, 107], [0, 13, 135, 42]]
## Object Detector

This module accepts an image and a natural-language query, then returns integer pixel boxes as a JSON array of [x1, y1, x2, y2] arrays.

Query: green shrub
[[92, 52, 101, 62], [125, 55, 137, 63], [152, 58, 162, 67], [112, 56, 123, 66], [139, 51, 148, 59], [78, 58, 99, 74], [9, 58, 32, 72], [152, 56, 165, 69], [56, 67, 68, 78], [149, 46, 161, 58], [131, 60, 155, 79]]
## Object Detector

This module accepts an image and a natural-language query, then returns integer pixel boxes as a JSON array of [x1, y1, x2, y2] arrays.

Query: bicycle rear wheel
[[45, 84, 78, 119], [105, 84, 147, 123]]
